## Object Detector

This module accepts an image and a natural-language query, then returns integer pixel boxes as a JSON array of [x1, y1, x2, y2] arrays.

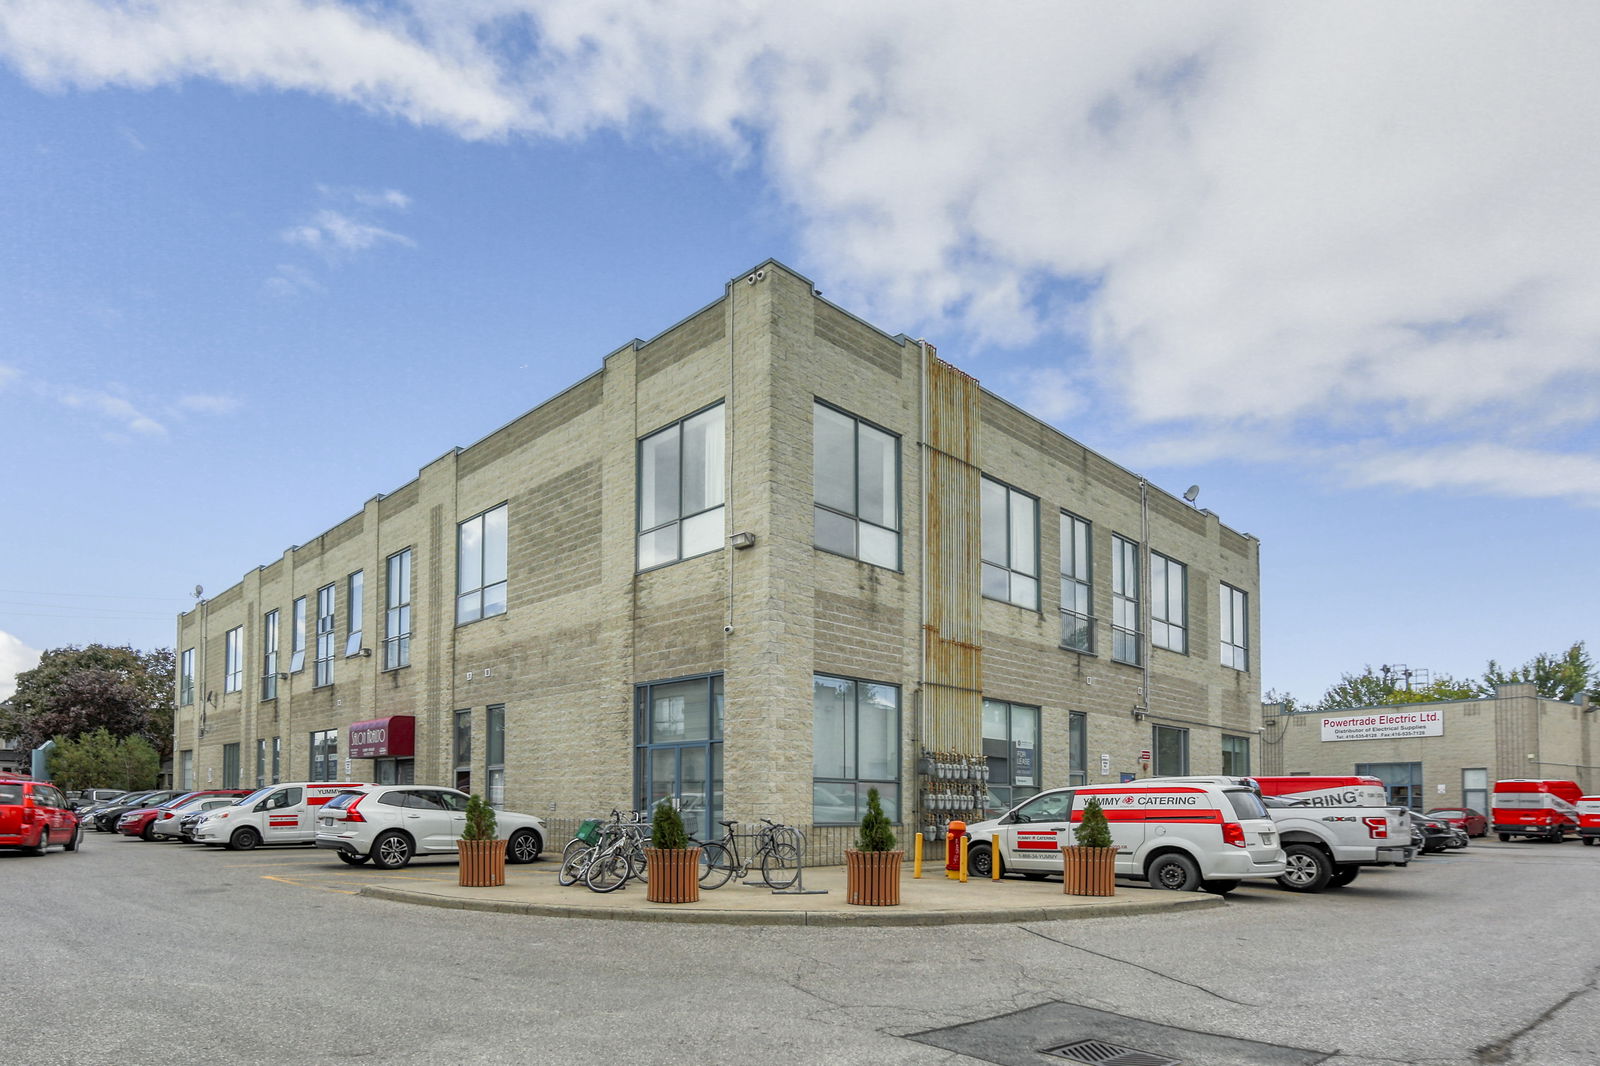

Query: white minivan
[[192, 781, 368, 850], [965, 780, 1285, 893]]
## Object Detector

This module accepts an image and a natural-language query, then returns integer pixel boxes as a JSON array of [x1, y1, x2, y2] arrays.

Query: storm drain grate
[[1042, 1038, 1183, 1066]]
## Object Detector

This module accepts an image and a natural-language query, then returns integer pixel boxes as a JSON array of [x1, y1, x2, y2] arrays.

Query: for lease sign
[[1320, 709, 1444, 742]]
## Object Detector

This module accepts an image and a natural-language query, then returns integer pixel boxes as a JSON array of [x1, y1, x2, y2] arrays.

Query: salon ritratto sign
[[1320, 709, 1444, 742]]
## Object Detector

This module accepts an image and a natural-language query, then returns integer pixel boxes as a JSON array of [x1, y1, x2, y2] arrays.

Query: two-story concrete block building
[[173, 260, 1262, 855]]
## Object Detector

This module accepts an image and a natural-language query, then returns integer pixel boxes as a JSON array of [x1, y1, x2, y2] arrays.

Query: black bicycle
[[695, 818, 804, 889]]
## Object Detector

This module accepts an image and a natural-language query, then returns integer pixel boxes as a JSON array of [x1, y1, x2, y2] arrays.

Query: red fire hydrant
[[945, 819, 967, 874]]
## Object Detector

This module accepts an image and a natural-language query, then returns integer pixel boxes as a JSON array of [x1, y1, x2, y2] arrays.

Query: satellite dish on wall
[[194, 585, 204, 599], [1183, 485, 1200, 503]]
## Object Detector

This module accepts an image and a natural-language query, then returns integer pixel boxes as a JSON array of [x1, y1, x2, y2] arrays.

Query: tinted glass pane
[[482, 581, 507, 618], [456, 591, 481, 626], [856, 424, 896, 529], [812, 675, 853, 778], [1009, 492, 1036, 576], [457, 516, 482, 592], [682, 406, 725, 514], [650, 679, 711, 742], [1010, 573, 1038, 610], [981, 562, 1010, 601], [482, 505, 507, 585], [813, 506, 856, 556], [858, 683, 898, 780], [638, 525, 678, 569], [980, 479, 1008, 565], [681, 507, 724, 558], [639, 427, 680, 530], [858, 523, 899, 569], [813, 781, 856, 825], [813, 405, 856, 512]]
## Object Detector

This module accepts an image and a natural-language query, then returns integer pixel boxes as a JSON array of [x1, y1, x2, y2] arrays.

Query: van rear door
[[1222, 788, 1280, 864]]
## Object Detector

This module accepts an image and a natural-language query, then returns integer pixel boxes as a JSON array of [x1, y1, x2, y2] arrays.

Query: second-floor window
[[290, 596, 307, 673], [180, 648, 195, 706], [345, 570, 364, 656], [638, 404, 725, 570], [1221, 583, 1249, 671], [813, 401, 901, 569], [1111, 535, 1141, 665], [261, 609, 279, 700], [457, 503, 508, 625], [1060, 512, 1093, 652], [1150, 551, 1187, 654], [314, 583, 336, 686], [223, 626, 243, 693], [386, 548, 412, 669], [981, 477, 1039, 609]]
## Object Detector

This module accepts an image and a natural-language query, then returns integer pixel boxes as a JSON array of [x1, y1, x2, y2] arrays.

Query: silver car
[[313, 786, 546, 869]]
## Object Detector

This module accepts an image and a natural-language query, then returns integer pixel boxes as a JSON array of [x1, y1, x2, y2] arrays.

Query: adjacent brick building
[[173, 260, 1262, 853]]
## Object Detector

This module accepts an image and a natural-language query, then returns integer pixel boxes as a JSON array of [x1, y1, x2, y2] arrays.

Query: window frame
[[1068, 711, 1088, 786], [314, 583, 336, 687], [309, 729, 338, 783], [456, 503, 509, 626], [1152, 725, 1190, 776], [385, 548, 412, 670], [453, 709, 471, 793], [811, 400, 902, 570], [486, 704, 505, 808], [980, 476, 1040, 610], [1149, 550, 1188, 655], [1221, 734, 1251, 776], [1059, 511, 1094, 652], [812, 673, 902, 826], [222, 742, 240, 789], [636, 403, 727, 572], [261, 609, 279, 700], [290, 596, 307, 674], [180, 648, 195, 706], [223, 626, 243, 694], [982, 698, 1042, 816], [345, 570, 364, 657], [1220, 583, 1249, 671], [1111, 534, 1142, 666]]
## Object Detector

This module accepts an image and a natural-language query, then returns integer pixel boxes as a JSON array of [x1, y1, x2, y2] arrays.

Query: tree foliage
[[1072, 797, 1113, 849], [45, 728, 159, 791], [855, 786, 898, 852], [1284, 641, 1598, 712], [1482, 642, 1595, 702], [461, 793, 498, 841], [3, 644, 175, 759], [651, 798, 690, 851]]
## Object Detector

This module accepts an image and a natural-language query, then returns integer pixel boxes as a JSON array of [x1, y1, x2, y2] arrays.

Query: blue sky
[[1, 2, 1596, 706]]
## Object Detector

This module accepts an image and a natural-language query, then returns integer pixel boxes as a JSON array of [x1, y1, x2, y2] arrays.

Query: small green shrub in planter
[[1073, 797, 1113, 848], [651, 799, 690, 851], [462, 793, 498, 841], [856, 787, 898, 852]]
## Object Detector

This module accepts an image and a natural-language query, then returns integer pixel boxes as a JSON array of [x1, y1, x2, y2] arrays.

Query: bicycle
[[558, 810, 652, 893], [695, 818, 804, 889]]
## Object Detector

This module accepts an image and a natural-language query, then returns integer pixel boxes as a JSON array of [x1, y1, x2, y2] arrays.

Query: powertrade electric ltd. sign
[[1320, 710, 1443, 742]]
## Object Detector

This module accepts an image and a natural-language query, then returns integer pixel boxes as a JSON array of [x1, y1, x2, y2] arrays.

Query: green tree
[[1073, 797, 1113, 848], [651, 798, 690, 851], [1482, 642, 1596, 702], [1387, 674, 1484, 704], [46, 728, 159, 791], [3, 644, 175, 759], [855, 787, 898, 852], [1315, 668, 1399, 712]]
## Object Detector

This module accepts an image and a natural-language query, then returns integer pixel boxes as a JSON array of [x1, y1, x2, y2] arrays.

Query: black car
[[93, 789, 187, 832], [1413, 813, 1468, 853]]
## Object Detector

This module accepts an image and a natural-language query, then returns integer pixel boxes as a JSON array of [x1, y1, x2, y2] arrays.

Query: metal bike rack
[[760, 827, 828, 896]]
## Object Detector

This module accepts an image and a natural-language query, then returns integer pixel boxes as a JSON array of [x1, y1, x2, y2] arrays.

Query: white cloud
[[5, 2, 1600, 503], [0, 630, 42, 703], [59, 389, 165, 436], [1341, 443, 1600, 508], [264, 263, 324, 298]]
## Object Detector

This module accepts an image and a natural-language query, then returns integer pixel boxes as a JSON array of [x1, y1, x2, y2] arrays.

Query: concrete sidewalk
[[359, 860, 1225, 926]]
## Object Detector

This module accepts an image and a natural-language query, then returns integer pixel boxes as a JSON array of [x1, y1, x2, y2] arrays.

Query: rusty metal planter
[[457, 838, 507, 888], [645, 847, 701, 904], [845, 849, 904, 905], [1061, 846, 1117, 896]]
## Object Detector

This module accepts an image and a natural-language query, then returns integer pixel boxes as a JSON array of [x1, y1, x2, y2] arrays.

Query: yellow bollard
[[992, 833, 1000, 881], [959, 834, 969, 883], [913, 833, 923, 879]]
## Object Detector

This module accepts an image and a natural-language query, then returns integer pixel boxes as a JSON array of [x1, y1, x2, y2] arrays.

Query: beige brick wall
[[174, 259, 1264, 844]]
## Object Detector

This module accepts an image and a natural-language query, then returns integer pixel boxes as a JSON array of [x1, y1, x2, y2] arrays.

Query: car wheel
[[64, 825, 82, 853], [229, 827, 261, 851], [335, 852, 370, 865], [1146, 853, 1201, 892], [140, 823, 157, 842], [372, 831, 413, 870], [30, 829, 51, 855], [507, 828, 543, 864], [1498, 832, 1511, 842], [1328, 865, 1361, 888], [1276, 844, 1332, 893], [1200, 879, 1240, 895], [967, 842, 997, 879]]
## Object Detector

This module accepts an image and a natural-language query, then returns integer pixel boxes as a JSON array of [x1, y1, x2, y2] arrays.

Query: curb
[[357, 885, 1226, 926]]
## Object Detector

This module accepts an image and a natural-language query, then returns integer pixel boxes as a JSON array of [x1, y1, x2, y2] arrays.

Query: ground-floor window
[[1462, 767, 1488, 814], [486, 704, 505, 807], [374, 757, 415, 784], [1068, 711, 1087, 786], [180, 750, 194, 789], [453, 710, 471, 793], [813, 674, 900, 825], [1355, 761, 1424, 809], [1221, 734, 1251, 776], [983, 698, 1040, 815], [309, 729, 338, 782], [637, 674, 724, 841], [222, 743, 240, 788], [1153, 725, 1189, 776], [255, 739, 267, 788], [271, 737, 281, 784]]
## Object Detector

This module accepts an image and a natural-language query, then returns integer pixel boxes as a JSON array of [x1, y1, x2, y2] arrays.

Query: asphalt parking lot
[[9, 832, 1599, 1065]]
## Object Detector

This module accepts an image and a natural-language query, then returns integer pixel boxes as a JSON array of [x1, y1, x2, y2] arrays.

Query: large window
[[261, 610, 279, 700], [1220, 584, 1249, 671], [1069, 711, 1088, 786], [345, 570, 364, 656], [256, 739, 267, 788], [223, 626, 243, 693], [1222, 734, 1251, 776], [813, 675, 900, 825], [457, 503, 508, 625], [309, 729, 338, 782], [314, 583, 336, 687], [1111, 535, 1141, 665], [813, 401, 900, 568], [179, 750, 194, 790], [486, 704, 505, 808], [385, 548, 412, 670], [638, 404, 725, 570], [1463, 768, 1489, 814], [1150, 551, 1187, 654], [1153, 725, 1189, 776], [180, 648, 195, 706], [981, 477, 1039, 609], [222, 743, 240, 789], [290, 596, 307, 673], [1060, 512, 1093, 651], [983, 698, 1040, 815], [636, 675, 724, 842], [453, 710, 471, 793], [1355, 761, 1423, 810]]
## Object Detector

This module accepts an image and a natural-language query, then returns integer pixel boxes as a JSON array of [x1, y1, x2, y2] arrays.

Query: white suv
[[314, 786, 547, 869]]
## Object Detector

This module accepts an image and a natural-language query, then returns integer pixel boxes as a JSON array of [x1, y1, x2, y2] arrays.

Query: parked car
[[1414, 814, 1467, 853], [1425, 807, 1488, 838], [146, 791, 253, 841], [314, 785, 547, 869], [71, 788, 127, 811], [119, 790, 253, 841], [0, 775, 82, 854], [94, 790, 188, 832]]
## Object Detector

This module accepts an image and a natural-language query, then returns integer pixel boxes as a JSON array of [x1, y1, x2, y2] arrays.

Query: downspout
[[725, 276, 737, 631], [1138, 478, 1151, 719], [918, 341, 930, 748]]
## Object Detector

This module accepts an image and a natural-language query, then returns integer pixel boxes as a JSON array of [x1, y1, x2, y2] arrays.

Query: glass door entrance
[[636, 675, 724, 842]]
